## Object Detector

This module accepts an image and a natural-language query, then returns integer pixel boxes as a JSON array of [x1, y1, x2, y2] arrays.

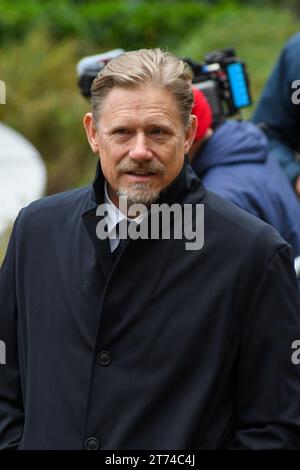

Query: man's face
[[84, 83, 196, 208]]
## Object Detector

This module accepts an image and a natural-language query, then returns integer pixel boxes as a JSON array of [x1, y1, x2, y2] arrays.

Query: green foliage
[[0, 29, 95, 194], [176, 3, 299, 117], [0, 0, 210, 50], [0, 0, 214, 195], [0, 0, 299, 227], [76, 1, 209, 50]]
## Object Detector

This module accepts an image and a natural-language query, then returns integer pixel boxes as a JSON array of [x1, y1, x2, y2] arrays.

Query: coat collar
[[83, 156, 206, 279]]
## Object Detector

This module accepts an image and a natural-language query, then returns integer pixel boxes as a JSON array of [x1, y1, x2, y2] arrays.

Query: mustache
[[117, 159, 166, 175]]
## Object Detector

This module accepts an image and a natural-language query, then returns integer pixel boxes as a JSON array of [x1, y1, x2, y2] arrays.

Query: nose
[[128, 132, 152, 161]]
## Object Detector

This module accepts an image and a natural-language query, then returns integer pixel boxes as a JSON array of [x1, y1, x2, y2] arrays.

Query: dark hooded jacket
[[192, 119, 300, 259], [252, 32, 300, 184], [1, 158, 300, 450]]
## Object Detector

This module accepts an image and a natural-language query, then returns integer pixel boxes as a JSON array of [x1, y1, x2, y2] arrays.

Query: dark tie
[[111, 219, 137, 263]]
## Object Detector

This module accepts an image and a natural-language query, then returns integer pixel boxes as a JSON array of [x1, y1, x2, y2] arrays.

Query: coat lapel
[[81, 207, 114, 279], [81, 156, 206, 280], [81, 160, 114, 278]]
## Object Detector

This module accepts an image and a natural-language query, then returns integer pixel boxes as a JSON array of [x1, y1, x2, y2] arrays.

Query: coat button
[[85, 437, 100, 450], [97, 350, 112, 366]]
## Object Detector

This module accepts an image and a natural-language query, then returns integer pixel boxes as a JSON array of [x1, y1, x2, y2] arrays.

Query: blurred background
[[0, 0, 299, 263]]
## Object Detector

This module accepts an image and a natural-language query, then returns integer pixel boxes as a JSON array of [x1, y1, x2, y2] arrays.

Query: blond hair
[[91, 48, 194, 128]]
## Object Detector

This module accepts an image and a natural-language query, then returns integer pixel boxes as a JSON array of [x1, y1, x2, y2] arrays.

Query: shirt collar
[[104, 182, 145, 237], [104, 182, 127, 236]]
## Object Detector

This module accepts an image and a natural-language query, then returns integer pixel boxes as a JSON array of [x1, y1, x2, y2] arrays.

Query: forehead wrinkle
[[103, 102, 176, 117], [98, 85, 184, 131], [101, 110, 178, 132]]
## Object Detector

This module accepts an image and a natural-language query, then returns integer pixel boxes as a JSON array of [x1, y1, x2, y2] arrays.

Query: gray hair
[[90, 48, 194, 129]]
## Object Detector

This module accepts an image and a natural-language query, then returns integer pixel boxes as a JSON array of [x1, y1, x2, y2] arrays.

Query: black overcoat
[[1, 159, 300, 449]]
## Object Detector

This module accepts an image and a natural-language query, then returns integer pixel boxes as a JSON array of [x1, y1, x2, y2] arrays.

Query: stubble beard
[[116, 158, 166, 206], [117, 183, 161, 206]]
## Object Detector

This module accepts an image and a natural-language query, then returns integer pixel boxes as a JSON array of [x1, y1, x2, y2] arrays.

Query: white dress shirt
[[104, 182, 145, 253]]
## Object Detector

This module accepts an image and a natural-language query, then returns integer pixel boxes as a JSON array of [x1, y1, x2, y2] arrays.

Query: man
[[252, 32, 300, 198], [189, 87, 300, 265], [1, 48, 300, 450]]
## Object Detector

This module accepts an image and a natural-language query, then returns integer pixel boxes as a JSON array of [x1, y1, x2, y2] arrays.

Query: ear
[[83, 112, 99, 153], [184, 114, 197, 154]]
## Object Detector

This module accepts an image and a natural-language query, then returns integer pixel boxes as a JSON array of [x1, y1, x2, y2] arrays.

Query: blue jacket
[[192, 120, 300, 258], [252, 32, 300, 184]]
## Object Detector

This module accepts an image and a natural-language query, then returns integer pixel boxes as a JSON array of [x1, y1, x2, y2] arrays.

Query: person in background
[[252, 32, 300, 198], [189, 87, 300, 264]]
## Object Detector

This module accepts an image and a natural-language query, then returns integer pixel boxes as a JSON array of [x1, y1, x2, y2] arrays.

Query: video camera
[[77, 49, 125, 99], [77, 47, 251, 124], [185, 48, 252, 124]]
